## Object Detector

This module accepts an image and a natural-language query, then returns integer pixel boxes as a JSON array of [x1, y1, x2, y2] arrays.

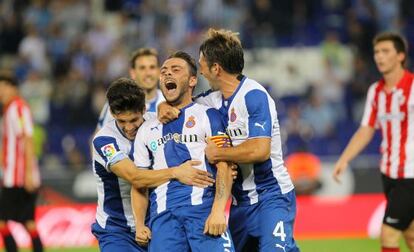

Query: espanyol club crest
[[185, 116, 196, 128], [230, 108, 237, 122]]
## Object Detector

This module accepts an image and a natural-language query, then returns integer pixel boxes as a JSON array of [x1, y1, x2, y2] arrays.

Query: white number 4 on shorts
[[273, 221, 286, 242]]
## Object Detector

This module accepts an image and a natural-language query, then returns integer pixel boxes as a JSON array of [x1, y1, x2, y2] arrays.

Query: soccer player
[[133, 51, 235, 251], [97, 48, 166, 129], [91, 77, 215, 252], [0, 73, 43, 252], [196, 28, 299, 252], [333, 32, 414, 252]]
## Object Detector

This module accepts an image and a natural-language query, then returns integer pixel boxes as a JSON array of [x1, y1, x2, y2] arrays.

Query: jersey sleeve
[[244, 90, 272, 138], [133, 126, 152, 169], [93, 136, 128, 171], [206, 108, 231, 148], [361, 84, 380, 128]]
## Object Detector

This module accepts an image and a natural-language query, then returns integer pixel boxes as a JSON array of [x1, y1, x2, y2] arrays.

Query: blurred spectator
[[18, 24, 49, 74]]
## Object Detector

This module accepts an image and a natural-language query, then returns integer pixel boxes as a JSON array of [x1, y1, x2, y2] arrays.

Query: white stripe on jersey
[[405, 82, 414, 177], [389, 92, 401, 178], [95, 174, 108, 228]]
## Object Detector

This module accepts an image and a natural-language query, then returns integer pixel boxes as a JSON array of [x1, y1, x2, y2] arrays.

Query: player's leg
[[149, 210, 190, 251], [228, 204, 254, 252], [182, 204, 235, 252], [22, 189, 43, 252], [91, 222, 146, 252], [380, 176, 414, 251], [403, 220, 414, 251], [258, 190, 299, 252], [0, 188, 18, 252]]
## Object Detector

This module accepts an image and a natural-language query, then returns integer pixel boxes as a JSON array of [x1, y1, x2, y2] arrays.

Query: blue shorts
[[229, 190, 300, 252], [150, 204, 235, 252], [91, 222, 147, 252]]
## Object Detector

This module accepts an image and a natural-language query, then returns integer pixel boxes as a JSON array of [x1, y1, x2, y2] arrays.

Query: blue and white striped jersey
[[92, 120, 137, 233], [97, 89, 164, 129], [195, 76, 294, 206], [133, 103, 226, 218]]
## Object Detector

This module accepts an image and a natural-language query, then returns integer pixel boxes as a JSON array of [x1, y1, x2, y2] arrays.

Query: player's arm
[[131, 187, 151, 246], [204, 161, 233, 236], [23, 134, 37, 192], [206, 137, 270, 164], [332, 125, 375, 183], [157, 101, 180, 123], [19, 106, 37, 192], [110, 159, 214, 189]]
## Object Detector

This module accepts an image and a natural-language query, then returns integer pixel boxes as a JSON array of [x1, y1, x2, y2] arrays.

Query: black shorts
[[381, 174, 414, 230], [0, 187, 38, 223]]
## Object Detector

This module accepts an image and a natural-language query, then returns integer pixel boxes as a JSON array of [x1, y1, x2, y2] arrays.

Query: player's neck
[[383, 67, 405, 90], [220, 74, 241, 99], [145, 88, 157, 102], [2, 90, 18, 105], [170, 94, 193, 110]]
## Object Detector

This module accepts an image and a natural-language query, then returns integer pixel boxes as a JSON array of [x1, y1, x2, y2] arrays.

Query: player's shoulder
[[138, 114, 161, 134], [93, 121, 118, 141], [242, 77, 268, 94]]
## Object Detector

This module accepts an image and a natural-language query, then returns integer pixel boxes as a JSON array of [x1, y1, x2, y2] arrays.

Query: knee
[[381, 224, 402, 247]]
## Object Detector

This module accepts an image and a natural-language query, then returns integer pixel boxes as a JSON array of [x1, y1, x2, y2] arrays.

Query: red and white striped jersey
[[361, 70, 414, 179], [1, 96, 41, 188]]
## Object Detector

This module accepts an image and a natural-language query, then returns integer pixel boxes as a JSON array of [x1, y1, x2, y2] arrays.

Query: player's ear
[[189, 75, 197, 88], [129, 68, 136, 80]]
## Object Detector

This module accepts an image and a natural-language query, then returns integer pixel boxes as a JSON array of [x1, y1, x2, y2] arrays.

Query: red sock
[[382, 247, 400, 252]]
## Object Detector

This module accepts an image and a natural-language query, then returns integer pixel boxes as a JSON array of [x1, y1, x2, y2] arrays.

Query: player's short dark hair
[[168, 51, 197, 77], [373, 32, 408, 66], [199, 28, 244, 74], [0, 71, 18, 87], [107, 77, 146, 115], [130, 48, 159, 69]]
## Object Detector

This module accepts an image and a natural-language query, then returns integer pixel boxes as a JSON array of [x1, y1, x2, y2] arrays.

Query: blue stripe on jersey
[[94, 161, 130, 232], [147, 99, 157, 112], [254, 160, 281, 198], [93, 136, 122, 164], [160, 105, 194, 211], [206, 108, 227, 135], [245, 90, 272, 138]]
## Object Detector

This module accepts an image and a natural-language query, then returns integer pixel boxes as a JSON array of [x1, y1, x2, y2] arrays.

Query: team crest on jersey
[[101, 143, 117, 159], [230, 108, 237, 122], [185, 116, 196, 128]]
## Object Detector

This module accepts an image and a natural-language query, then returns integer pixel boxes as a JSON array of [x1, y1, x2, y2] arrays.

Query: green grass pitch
[[17, 238, 410, 252]]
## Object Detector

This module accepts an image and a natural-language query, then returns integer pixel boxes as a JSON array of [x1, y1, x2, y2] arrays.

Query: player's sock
[[381, 247, 400, 252], [28, 229, 43, 252], [0, 226, 17, 252]]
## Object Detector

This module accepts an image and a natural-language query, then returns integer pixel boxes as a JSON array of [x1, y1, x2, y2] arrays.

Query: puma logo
[[254, 122, 266, 131], [275, 243, 287, 252]]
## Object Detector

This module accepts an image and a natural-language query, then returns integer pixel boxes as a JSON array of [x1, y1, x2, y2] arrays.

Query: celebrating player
[[133, 51, 235, 251], [91, 78, 215, 252]]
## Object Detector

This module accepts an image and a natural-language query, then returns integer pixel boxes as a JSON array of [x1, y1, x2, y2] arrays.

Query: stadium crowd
[[0, 0, 413, 173]]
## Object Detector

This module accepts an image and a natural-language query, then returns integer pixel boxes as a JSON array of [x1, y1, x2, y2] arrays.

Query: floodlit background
[[0, 0, 413, 251]]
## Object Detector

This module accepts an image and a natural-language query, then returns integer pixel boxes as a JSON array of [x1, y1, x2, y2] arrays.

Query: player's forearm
[[217, 138, 270, 164], [131, 187, 148, 227], [132, 168, 176, 189], [338, 126, 375, 163], [24, 136, 35, 176], [211, 162, 232, 213]]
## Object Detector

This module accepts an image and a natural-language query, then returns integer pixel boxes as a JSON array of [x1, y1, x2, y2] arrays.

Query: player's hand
[[24, 174, 37, 193], [205, 138, 221, 164], [228, 162, 238, 181], [158, 102, 180, 124], [173, 160, 215, 188], [135, 225, 151, 246], [332, 159, 348, 184], [203, 211, 227, 236]]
